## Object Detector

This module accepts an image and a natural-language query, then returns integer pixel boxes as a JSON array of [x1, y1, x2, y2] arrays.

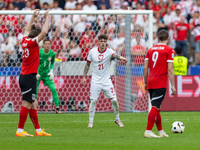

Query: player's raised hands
[[171, 86, 176, 95], [33, 9, 40, 18], [44, 10, 50, 17], [82, 77, 86, 87]]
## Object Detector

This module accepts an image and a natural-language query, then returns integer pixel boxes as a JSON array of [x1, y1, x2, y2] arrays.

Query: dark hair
[[43, 2, 49, 6], [157, 30, 169, 41], [98, 34, 108, 40], [137, 2, 142, 6], [43, 39, 50, 44], [75, 3, 81, 6], [28, 25, 41, 38], [175, 47, 182, 55], [54, 0, 59, 3]]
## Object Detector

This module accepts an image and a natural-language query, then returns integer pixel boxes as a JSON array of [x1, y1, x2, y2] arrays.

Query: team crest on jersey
[[48, 57, 52, 61], [98, 55, 104, 60], [32, 94, 35, 100]]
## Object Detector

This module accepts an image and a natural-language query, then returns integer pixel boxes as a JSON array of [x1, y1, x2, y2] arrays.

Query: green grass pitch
[[0, 112, 199, 150]]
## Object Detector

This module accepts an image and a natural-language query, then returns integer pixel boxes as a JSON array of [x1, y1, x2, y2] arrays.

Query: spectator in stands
[[1, 37, 15, 67], [22, 1, 31, 11], [97, 0, 110, 10], [55, 49, 66, 62], [51, 0, 63, 23], [65, 0, 77, 10], [22, 1, 32, 23], [173, 6, 182, 25], [163, 7, 175, 27], [177, 0, 194, 21], [13, 0, 25, 10], [70, 30, 81, 45], [131, 36, 146, 66], [131, 25, 146, 48], [79, 25, 95, 60], [167, 0, 177, 11], [189, 11, 200, 63], [153, 32, 158, 45], [51, 30, 63, 52], [61, 32, 70, 50], [133, 2, 147, 27], [110, 0, 121, 10], [155, 12, 167, 32], [7, 29, 16, 46], [41, 2, 49, 10], [72, 3, 86, 34], [175, 16, 190, 58], [40, 0, 53, 8], [82, 0, 97, 23], [192, 24, 200, 64], [173, 47, 188, 75], [56, 15, 72, 33], [192, 0, 200, 13], [8, 2, 14, 10], [112, 31, 125, 54], [67, 40, 81, 61]]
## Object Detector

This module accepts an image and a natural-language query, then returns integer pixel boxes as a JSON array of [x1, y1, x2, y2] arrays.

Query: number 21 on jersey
[[98, 64, 103, 70], [152, 51, 159, 68]]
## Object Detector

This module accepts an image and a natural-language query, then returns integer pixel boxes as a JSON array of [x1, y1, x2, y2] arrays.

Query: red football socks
[[18, 106, 30, 129], [156, 109, 162, 131], [146, 107, 158, 130], [29, 109, 40, 129]]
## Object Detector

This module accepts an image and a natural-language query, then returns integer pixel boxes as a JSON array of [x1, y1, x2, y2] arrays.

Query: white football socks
[[89, 99, 97, 122], [111, 98, 119, 120], [36, 128, 42, 132], [17, 128, 23, 133]]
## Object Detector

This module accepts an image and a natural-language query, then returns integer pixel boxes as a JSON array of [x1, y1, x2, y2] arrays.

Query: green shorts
[[37, 75, 54, 86]]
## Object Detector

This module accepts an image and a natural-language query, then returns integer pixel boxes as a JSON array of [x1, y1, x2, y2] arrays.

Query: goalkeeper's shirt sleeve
[[50, 52, 55, 69]]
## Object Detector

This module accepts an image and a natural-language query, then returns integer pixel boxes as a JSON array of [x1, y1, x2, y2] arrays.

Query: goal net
[[0, 10, 153, 113]]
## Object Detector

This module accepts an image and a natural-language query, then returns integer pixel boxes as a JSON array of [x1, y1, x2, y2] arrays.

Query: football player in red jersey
[[143, 30, 176, 138], [16, 9, 51, 137]]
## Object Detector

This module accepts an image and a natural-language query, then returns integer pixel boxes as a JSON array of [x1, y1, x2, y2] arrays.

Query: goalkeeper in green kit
[[36, 39, 61, 114]]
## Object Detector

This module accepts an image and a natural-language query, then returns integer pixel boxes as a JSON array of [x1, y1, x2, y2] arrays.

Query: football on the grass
[[171, 121, 185, 133]]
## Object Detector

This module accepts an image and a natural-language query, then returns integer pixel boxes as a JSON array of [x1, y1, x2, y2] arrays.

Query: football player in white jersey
[[82, 34, 128, 128]]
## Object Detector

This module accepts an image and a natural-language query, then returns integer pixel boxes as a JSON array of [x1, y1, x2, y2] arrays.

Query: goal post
[[0, 10, 153, 113]]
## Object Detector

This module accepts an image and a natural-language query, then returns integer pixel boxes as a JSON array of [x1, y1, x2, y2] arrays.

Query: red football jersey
[[145, 43, 175, 89], [20, 35, 39, 75]]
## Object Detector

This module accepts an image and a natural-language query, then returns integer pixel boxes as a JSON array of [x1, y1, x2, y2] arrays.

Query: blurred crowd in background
[[0, 0, 199, 67]]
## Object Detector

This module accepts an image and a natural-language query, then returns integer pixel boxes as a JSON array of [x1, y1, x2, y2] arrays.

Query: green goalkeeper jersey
[[38, 48, 55, 76]]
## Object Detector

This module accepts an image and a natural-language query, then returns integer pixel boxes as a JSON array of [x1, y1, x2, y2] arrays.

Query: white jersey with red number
[[145, 43, 175, 89], [21, 35, 39, 75], [87, 47, 116, 83], [192, 26, 200, 41]]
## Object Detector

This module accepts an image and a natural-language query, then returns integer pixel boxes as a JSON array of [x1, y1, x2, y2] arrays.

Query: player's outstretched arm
[[24, 9, 40, 35], [112, 54, 128, 63], [168, 62, 176, 95], [143, 60, 148, 91], [38, 10, 50, 42], [82, 62, 91, 86]]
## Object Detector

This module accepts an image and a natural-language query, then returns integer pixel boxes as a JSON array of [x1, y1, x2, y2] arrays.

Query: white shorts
[[90, 80, 116, 100]]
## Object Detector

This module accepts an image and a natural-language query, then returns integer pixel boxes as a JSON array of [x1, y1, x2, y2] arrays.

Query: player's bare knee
[[22, 100, 32, 109]]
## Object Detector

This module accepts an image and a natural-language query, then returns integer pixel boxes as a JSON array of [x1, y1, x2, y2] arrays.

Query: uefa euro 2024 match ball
[[171, 121, 185, 133]]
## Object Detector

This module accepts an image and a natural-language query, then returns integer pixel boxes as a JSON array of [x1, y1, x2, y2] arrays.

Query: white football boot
[[115, 119, 124, 127], [158, 130, 169, 137], [144, 131, 160, 138], [87, 122, 93, 128]]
